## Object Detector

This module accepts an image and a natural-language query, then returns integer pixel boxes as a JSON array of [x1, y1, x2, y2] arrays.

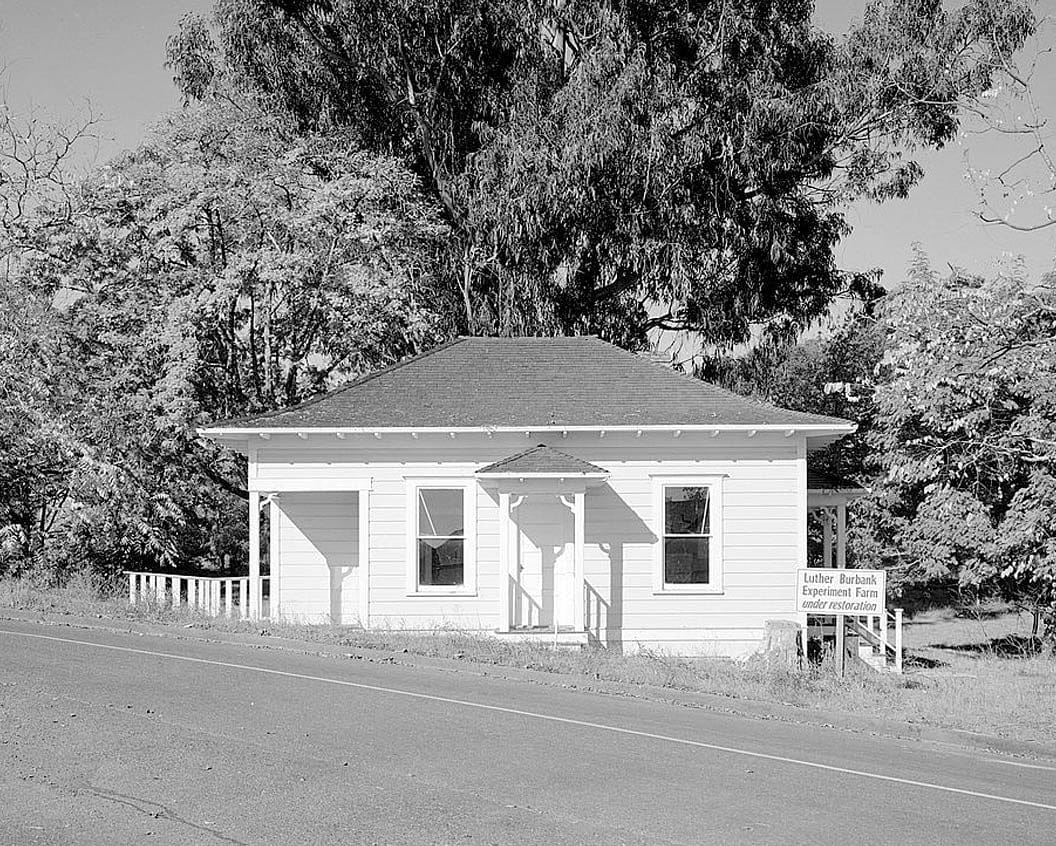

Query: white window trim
[[651, 475, 725, 595], [406, 477, 478, 597]]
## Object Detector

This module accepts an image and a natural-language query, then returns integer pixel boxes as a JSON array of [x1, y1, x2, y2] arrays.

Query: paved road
[[0, 620, 1053, 845]]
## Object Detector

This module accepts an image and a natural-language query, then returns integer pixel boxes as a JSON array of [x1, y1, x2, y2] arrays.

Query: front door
[[513, 495, 574, 629]]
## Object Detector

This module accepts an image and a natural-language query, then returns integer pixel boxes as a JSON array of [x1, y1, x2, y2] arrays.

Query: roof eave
[[808, 486, 869, 500], [198, 422, 856, 438]]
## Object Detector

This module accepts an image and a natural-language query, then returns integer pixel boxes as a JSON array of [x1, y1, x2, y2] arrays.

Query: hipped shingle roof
[[211, 336, 852, 430]]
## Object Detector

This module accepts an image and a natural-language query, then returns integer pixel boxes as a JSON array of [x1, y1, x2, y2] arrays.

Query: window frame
[[651, 475, 724, 595], [405, 478, 477, 597]]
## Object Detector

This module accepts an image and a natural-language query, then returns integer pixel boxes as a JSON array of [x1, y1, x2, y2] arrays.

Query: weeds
[[2, 575, 1054, 744]]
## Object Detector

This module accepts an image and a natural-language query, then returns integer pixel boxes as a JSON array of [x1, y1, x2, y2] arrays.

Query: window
[[406, 479, 476, 595], [652, 476, 723, 593], [417, 488, 464, 587], [664, 486, 711, 584]]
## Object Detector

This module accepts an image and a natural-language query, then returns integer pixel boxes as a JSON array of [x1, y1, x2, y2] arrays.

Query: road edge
[[3, 607, 1054, 763]]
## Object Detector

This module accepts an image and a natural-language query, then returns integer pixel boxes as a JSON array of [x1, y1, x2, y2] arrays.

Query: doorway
[[512, 495, 574, 629]]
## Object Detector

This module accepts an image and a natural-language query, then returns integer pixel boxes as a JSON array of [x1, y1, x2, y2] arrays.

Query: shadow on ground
[[930, 634, 1053, 658], [904, 653, 947, 669]]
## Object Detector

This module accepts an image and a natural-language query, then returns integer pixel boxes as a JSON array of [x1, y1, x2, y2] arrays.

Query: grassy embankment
[[1, 573, 1053, 746]]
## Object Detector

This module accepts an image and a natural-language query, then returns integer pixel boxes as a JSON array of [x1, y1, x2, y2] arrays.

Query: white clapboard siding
[[255, 431, 805, 655], [275, 491, 359, 624]]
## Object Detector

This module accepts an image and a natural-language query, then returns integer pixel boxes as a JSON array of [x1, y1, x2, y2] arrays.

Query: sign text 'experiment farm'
[[795, 569, 886, 615]]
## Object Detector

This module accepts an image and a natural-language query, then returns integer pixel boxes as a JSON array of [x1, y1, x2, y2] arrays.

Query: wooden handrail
[[846, 610, 904, 674]]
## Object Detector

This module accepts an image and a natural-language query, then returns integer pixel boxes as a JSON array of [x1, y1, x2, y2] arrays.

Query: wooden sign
[[796, 568, 886, 616]]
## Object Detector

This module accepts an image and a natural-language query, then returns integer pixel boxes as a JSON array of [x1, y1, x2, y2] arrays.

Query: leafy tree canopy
[[863, 254, 1056, 634], [6, 100, 444, 575], [167, 0, 1035, 348], [700, 309, 885, 480]]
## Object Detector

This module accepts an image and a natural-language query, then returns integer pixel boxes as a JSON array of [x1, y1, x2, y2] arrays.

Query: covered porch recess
[[477, 445, 608, 645], [244, 480, 371, 624], [127, 477, 372, 623], [807, 470, 903, 673]]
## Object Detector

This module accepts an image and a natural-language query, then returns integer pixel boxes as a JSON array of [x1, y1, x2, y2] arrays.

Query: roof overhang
[[807, 486, 869, 508], [199, 423, 856, 439]]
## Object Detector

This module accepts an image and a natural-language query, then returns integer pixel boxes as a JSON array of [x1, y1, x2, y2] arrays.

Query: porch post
[[358, 488, 370, 628], [822, 508, 833, 568], [836, 502, 847, 569], [248, 490, 261, 619], [498, 491, 511, 633], [269, 495, 281, 620], [573, 490, 585, 632], [835, 500, 847, 673], [796, 439, 808, 659]]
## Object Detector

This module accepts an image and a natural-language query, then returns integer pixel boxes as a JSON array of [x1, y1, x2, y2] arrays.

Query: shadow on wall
[[278, 492, 359, 625], [512, 494, 573, 629], [585, 484, 656, 654]]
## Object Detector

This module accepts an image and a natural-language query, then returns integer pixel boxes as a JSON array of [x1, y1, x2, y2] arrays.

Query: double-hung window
[[653, 477, 723, 593], [407, 480, 476, 595], [417, 488, 464, 587]]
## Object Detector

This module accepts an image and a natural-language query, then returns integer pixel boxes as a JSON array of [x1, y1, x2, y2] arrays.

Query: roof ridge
[[209, 337, 469, 427], [455, 334, 598, 341]]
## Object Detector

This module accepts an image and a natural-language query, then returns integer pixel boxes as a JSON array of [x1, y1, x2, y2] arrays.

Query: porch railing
[[847, 609, 904, 674], [125, 571, 268, 620]]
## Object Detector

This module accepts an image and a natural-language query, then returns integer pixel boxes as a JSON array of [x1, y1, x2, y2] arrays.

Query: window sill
[[406, 590, 478, 598], [653, 586, 724, 596]]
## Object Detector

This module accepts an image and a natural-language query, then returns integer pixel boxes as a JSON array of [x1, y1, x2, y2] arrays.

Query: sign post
[[796, 568, 886, 675]]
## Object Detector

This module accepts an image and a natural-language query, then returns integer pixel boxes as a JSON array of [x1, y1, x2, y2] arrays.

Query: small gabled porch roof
[[476, 444, 608, 481]]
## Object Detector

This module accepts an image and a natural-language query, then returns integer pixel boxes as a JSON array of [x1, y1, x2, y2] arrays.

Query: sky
[[0, 0, 1053, 288]]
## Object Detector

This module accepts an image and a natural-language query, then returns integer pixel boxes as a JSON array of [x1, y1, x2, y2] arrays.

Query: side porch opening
[[806, 471, 903, 673], [127, 480, 371, 625]]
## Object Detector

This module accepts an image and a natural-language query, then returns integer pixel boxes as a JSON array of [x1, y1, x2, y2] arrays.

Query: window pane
[[665, 487, 710, 535], [418, 538, 465, 587], [418, 489, 463, 537], [664, 537, 710, 584]]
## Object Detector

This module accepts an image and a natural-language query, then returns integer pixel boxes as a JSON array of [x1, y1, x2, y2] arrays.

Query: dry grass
[[2, 575, 1054, 745]]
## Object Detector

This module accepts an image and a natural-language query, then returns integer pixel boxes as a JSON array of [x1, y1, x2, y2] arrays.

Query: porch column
[[358, 488, 370, 628], [497, 491, 511, 633], [269, 495, 281, 620], [822, 507, 834, 568], [835, 502, 848, 672], [836, 502, 847, 569], [573, 490, 585, 632], [248, 490, 261, 619]]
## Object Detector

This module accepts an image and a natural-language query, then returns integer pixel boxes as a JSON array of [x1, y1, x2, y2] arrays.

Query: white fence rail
[[125, 571, 268, 620]]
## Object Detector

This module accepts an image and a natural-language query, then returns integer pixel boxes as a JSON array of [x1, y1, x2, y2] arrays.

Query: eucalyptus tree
[[167, 0, 1036, 348]]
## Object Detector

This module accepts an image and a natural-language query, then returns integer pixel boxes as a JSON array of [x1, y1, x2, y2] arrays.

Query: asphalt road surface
[[0, 620, 1053, 845]]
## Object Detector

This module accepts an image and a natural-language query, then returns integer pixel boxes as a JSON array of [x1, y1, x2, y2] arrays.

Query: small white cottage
[[200, 336, 859, 657]]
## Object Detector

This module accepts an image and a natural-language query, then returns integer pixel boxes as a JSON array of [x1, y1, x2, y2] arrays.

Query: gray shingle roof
[[477, 445, 607, 476], [211, 336, 852, 430]]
